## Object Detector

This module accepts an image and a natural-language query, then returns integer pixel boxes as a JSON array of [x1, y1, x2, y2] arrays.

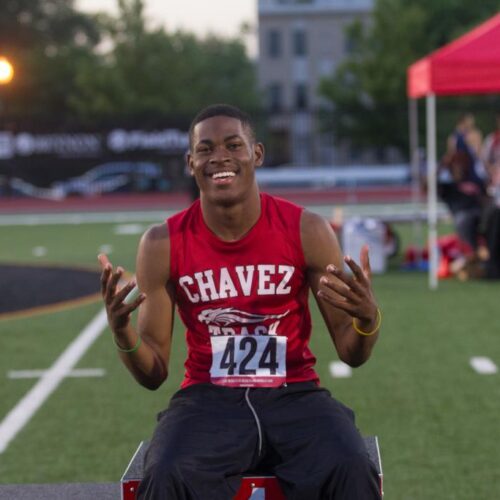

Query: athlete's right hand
[[98, 253, 145, 334]]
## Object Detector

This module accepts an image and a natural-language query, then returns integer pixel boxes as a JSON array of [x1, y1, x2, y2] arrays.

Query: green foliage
[[70, 31, 259, 123], [70, 1, 259, 123], [0, 0, 100, 49], [0, 0, 101, 120], [318, 0, 500, 155], [1, 0, 259, 125]]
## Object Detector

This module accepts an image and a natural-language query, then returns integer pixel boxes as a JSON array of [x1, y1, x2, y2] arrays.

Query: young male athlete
[[99, 104, 382, 499]]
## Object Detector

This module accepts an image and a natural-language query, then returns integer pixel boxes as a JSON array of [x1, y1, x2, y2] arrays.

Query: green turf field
[[1, 215, 499, 499]]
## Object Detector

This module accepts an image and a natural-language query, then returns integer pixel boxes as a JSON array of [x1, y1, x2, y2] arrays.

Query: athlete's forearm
[[340, 326, 379, 367], [328, 315, 379, 367], [113, 326, 168, 390]]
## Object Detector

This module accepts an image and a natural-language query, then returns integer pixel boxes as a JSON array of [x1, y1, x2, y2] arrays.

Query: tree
[[318, 0, 500, 156], [0, 0, 259, 126], [69, 0, 260, 125], [0, 0, 101, 122]]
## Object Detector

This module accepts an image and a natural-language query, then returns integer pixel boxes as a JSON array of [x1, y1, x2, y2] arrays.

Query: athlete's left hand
[[317, 244, 379, 329]]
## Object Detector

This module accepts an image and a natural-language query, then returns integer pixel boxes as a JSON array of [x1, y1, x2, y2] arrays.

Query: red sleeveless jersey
[[168, 193, 319, 388]]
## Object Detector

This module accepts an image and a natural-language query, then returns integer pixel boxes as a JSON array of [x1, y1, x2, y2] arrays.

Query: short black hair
[[188, 104, 256, 149]]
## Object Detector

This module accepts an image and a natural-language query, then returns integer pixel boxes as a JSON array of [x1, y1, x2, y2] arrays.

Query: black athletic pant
[[485, 206, 500, 279], [137, 382, 381, 500]]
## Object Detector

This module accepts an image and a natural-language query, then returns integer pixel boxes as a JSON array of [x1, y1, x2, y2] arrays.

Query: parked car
[[51, 161, 169, 197]]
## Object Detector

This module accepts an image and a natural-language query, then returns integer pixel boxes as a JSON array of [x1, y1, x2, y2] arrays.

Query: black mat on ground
[[0, 482, 118, 499], [0, 264, 101, 314]]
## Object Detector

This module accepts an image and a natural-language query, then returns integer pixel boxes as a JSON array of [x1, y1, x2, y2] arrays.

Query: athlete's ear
[[254, 142, 265, 168], [186, 151, 195, 176]]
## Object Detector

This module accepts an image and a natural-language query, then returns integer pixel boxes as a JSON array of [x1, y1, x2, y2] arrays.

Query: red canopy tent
[[406, 13, 500, 288]]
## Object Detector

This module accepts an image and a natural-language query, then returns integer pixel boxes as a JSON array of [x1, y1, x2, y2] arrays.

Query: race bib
[[210, 335, 287, 387]]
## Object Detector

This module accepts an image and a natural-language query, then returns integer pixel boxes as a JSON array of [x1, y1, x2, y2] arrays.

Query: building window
[[268, 29, 282, 58], [344, 34, 358, 55], [295, 83, 308, 110], [268, 83, 283, 112], [293, 29, 307, 57]]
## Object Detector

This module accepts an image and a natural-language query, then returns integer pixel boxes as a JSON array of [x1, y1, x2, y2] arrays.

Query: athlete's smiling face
[[188, 115, 264, 205]]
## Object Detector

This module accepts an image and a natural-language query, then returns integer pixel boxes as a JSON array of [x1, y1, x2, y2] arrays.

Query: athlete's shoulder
[[301, 209, 339, 251], [140, 222, 170, 256], [300, 209, 341, 269], [301, 209, 334, 239], [135, 221, 171, 283]]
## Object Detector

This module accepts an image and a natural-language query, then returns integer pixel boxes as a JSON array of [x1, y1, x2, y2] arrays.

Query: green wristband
[[114, 334, 141, 353]]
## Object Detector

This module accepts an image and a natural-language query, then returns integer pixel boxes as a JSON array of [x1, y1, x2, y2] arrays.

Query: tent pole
[[408, 98, 422, 245], [426, 93, 438, 289]]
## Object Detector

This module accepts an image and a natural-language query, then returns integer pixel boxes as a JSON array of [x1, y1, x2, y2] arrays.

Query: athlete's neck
[[200, 189, 262, 242]]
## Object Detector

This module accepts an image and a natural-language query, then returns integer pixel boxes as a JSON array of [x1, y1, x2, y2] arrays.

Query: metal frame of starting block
[[121, 436, 383, 499]]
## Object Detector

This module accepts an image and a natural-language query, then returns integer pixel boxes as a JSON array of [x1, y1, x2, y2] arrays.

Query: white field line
[[0, 203, 448, 227], [0, 211, 170, 226], [0, 308, 108, 454], [329, 361, 352, 378], [7, 368, 106, 379], [470, 357, 498, 375], [113, 223, 145, 235]]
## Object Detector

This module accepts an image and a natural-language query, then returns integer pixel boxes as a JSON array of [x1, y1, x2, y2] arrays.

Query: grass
[[0, 216, 499, 499]]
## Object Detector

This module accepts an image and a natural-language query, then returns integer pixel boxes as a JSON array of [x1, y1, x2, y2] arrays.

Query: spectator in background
[[482, 111, 500, 203], [439, 113, 487, 253], [437, 151, 486, 279], [446, 112, 485, 183], [480, 111, 500, 279], [436, 112, 500, 281]]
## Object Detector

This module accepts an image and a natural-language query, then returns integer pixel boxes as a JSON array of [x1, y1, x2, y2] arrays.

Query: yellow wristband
[[352, 308, 382, 336]]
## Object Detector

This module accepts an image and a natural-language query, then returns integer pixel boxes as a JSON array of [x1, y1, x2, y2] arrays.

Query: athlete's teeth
[[213, 171, 235, 179]]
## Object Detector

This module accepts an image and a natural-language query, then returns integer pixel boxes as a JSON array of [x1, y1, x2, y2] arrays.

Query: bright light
[[0, 57, 14, 85]]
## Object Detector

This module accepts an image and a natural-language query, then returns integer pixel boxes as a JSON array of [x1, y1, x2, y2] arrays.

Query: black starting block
[[121, 435, 383, 499]]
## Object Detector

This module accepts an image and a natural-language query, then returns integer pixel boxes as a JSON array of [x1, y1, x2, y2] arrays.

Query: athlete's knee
[[328, 453, 381, 499], [282, 453, 377, 499], [138, 458, 189, 499], [336, 451, 377, 475]]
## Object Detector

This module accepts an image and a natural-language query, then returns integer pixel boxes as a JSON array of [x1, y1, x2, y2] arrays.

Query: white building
[[257, 0, 374, 166]]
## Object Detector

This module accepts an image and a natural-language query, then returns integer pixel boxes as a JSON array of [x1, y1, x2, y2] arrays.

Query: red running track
[[0, 186, 421, 214]]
